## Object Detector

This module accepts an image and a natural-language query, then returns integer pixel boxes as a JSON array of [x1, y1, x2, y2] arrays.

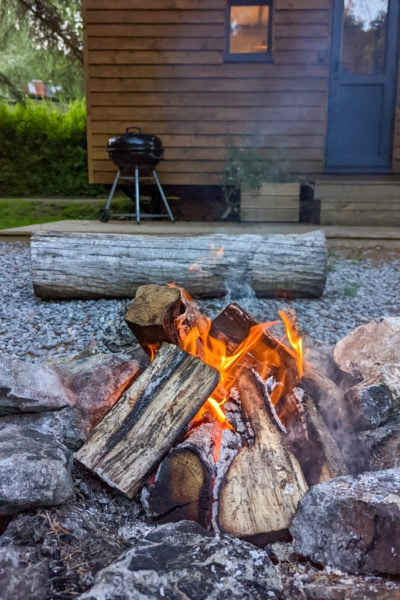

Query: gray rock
[[0, 545, 49, 600], [345, 377, 396, 430], [54, 349, 142, 435], [0, 425, 74, 515], [0, 406, 85, 450], [77, 520, 283, 600], [290, 468, 400, 575], [333, 317, 400, 380], [356, 420, 400, 472], [0, 355, 74, 414]]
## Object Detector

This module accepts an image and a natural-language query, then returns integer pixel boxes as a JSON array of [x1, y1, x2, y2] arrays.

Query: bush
[[0, 100, 106, 197]]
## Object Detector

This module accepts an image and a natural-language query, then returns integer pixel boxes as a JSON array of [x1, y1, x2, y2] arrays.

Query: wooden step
[[314, 181, 400, 226], [240, 183, 300, 222]]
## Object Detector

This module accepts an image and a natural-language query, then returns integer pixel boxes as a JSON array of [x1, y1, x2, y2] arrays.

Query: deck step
[[315, 181, 400, 226]]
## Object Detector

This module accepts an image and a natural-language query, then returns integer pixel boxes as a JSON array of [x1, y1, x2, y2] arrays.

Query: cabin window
[[225, 0, 272, 62]]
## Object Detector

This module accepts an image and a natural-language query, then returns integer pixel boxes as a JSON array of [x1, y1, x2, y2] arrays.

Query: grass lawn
[[0, 195, 133, 230]]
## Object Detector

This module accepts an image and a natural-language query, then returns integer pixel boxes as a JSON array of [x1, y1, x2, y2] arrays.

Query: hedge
[[0, 100, 106, 197]]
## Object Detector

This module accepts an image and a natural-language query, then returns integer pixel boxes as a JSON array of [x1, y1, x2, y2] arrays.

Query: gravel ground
[[1, 240, 400, 362]]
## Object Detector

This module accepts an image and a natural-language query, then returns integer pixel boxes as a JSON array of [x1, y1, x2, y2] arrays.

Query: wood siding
[[84, 1, 400, 185], [83, 0, 331, 185]]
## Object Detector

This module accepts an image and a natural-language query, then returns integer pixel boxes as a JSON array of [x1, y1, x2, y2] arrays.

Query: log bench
[[30, 230, 328, 300]]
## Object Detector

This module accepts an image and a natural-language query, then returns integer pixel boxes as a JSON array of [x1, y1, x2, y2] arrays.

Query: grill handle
[[125, 126, 142, 134]]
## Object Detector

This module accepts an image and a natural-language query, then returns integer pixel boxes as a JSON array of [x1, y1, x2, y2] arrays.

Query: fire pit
[[75, 284, 345, 543], [99, 126, 175, 224]]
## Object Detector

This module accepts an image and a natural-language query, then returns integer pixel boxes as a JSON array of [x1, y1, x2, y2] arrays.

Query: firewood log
[[300, 362, 354, 439], [142, 422, 220, 527], [75, 344, 219, 498], [212, 304, 348, 482], [216, 367, 308, 542], [142, 302, 348, 527], [30, 230, 328, 299], [125, 284, 184, 355]]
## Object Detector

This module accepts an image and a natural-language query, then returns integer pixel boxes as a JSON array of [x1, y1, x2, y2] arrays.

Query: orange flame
[[172, 288, 303, 433], [188, 245, 225, 276]]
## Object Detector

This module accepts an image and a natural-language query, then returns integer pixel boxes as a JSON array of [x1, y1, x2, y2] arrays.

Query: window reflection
[[229, 5, 269, 55], [342, 0, 388, 74]]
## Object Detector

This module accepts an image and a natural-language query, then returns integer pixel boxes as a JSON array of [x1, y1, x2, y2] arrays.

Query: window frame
[[224, 0, 273, 63]]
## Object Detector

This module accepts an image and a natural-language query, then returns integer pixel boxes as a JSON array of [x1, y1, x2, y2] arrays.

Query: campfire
[[76, 283, 348, 544]]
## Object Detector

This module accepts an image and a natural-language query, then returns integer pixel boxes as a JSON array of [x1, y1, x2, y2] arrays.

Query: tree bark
[[75, 343, 219, 498], [30, 230, 328, 299]]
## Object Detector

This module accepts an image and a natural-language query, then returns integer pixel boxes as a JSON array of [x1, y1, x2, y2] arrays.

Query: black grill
[[107, 126, 164, 171]]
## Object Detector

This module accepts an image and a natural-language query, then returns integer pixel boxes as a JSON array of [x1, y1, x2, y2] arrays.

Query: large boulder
[[0, 425, 73, 515], [333, 317, 400, 429], [78, 520, 283, 600], [0, 545, 49, 600], [0, 355, 73, 414], [290, 469, 400, 575]]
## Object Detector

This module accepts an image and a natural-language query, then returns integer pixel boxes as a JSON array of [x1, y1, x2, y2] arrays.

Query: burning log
[[210, 303, 348, 483], [142, 421, 219, 527], [300, 363, 354, 442], [143, 367, 308, 542], [141, 296, 347, 542], [75, 344, 219, 498], [216, 367, 308, 542], [30, 230, 328, 300]]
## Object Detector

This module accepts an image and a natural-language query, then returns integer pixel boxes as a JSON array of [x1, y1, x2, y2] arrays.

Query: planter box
[[240, 183, 300, 222]]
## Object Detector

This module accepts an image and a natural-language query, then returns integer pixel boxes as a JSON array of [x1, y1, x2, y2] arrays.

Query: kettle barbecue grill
[[99, 126, 174, 224]]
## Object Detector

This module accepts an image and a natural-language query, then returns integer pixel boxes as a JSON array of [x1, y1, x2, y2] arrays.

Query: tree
[[0, 0, 83, 102]]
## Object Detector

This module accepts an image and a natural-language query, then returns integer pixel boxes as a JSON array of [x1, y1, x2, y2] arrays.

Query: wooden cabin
[[83, 0, 400, 224]]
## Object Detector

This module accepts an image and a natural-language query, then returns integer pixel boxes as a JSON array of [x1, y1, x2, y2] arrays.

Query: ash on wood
[[75, 344, 219, 498], [30, 230, 328, 300]]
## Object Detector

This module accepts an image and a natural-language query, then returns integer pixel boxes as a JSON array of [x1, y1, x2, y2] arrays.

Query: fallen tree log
[[30, 230, 328, 300]]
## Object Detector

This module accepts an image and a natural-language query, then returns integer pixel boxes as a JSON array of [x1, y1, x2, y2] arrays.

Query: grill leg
[[152, 169, 175, 222], [105, 170, 121, 210], [135, 165, 140, 224]]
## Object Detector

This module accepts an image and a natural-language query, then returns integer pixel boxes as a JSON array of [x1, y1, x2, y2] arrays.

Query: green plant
[[342, 282, 361, 297], [0, 99, 106, 197], [222, 144, 292, 220], [0, 196, 134, 229]]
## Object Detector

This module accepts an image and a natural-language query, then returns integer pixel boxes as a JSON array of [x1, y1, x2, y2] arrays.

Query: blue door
[[325, 0, 399, 171]]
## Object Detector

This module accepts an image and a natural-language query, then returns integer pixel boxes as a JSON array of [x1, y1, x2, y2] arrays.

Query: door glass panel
[[341, 0, 388, 74]]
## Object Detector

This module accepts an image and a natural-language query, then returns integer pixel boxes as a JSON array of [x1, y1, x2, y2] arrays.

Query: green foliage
[[0, 196, 132, 230], [0, 100, 106, 197], [342, 282, 361, 297], [224, 145, 290, 191], [222, 144, 292, 220], [0, 0, 83, 102]]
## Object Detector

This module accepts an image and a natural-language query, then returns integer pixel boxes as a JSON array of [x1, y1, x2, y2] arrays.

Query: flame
[[279, 309, 303, 378], [188, 245, 225, 276], [171, 287, 303, 433]]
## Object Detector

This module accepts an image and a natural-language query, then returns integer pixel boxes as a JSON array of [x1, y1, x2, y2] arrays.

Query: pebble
[[1, 241, 399, 362]]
